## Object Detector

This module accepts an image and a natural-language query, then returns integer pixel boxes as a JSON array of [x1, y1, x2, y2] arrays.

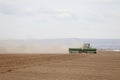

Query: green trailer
[[69, 48, 97, 54], [69, 48, 82, 53], [82, 48, 97, 53]]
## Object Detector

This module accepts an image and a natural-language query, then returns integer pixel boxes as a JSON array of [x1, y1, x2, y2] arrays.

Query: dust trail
[[0, 39, 83, 53]]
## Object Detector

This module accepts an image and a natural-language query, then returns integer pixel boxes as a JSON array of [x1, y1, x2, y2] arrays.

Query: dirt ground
[[0, 51, 120, 80]]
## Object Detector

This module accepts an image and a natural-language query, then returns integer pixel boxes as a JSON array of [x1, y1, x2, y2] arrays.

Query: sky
[[0, 0, 120, 39]]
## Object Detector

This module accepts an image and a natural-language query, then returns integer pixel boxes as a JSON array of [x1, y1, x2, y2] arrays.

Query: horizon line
[[0, 38, 120, 40]]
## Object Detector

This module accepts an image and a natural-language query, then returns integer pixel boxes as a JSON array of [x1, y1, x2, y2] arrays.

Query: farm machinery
[[69, 43, 97, 54]]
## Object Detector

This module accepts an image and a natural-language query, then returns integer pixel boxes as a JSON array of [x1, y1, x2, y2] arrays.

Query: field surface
[[0, 51, 120, 80]]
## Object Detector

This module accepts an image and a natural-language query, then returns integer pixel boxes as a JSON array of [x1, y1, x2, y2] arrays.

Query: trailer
[[69, 48, 82, 53]]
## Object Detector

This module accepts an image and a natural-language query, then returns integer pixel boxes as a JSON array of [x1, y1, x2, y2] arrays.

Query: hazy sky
[[0, 0, 120, 39]]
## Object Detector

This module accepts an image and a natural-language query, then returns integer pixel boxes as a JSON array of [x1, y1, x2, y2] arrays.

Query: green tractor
[[69, 43, 97, 54]]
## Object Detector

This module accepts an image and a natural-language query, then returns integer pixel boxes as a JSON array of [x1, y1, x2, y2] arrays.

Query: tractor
[[69, 43, 97, 54]]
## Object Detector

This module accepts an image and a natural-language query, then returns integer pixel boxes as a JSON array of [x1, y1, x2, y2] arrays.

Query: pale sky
[[0, 0, 120, 39]]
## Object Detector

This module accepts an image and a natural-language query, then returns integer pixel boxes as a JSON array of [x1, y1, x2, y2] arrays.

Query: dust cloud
[[0, 39, 83, 54]]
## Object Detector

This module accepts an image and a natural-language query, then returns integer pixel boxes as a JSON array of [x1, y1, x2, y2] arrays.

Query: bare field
[[0, 51, 120, 80]]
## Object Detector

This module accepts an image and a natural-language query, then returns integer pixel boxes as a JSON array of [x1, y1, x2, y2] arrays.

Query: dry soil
[[0, 51, 120, 80]]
